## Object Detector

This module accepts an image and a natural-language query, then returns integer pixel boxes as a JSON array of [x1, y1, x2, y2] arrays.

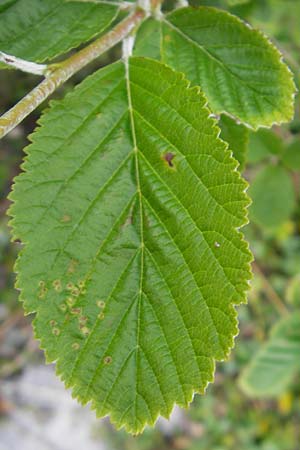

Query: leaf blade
[[249, 165, 295, 229], [239, 313, 300, 397], [0, 0, 118, 66], [9, 57, 252, 433], [161, 6, 296, 129]]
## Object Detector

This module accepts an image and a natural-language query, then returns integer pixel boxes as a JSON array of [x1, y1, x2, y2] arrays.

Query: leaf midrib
[[126, 57, 144, 422]]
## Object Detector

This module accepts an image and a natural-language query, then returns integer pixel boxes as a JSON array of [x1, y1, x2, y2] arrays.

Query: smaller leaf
[[0, 0, 118, 67], [219, 115, 249, 171], [282, 139, 300, 171], [239, 313, 300, 397], [249, 165, 295, 229], [248, 128, 284, 164], [161, 6, 296, 129], [133, 18, 161, 60]]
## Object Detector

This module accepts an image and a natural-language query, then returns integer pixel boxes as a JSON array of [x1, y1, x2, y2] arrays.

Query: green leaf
[[219, 115, 249, 171], [282, 139, 300, 171], [133, 18, 161, 60], [0, 0, 16, 13], [226, 0, 249, 5], [239, 313, 300, 397], [139, 6, 295, 129], [0, 0, 118, 67], [248, 128, 284, 164], [9, 57, 251, 433], [249, 165, 295, 229], [285, 275, 300, 307]]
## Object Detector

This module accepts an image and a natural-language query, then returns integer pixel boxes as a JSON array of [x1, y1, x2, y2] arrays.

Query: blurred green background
[[1, 1, 300, 449]]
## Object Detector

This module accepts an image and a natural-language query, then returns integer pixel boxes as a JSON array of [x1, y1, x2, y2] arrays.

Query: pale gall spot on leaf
[[79, 316, 87, 325], [103, 356, 112, 366], [61, 215, 71, 223], [81, 326, 90, 336], [53, 279, 62, 292], [72, 342, 80, 350], [71, 288, 80, 297], [66, 297, 75, 307], [68, 259, 78, 274], [59, 303, 67, 312], [104, 356, 112, 365], [97, 300, 105, 308], [38, 287, 48, 299], [52, 327, 60, 336]]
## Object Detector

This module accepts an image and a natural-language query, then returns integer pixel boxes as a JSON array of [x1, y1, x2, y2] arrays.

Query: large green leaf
[[9, 57, 251, 433], [239, 313, 300, 397], [134, 6, 296, 129], [0, 0, 118, 67]]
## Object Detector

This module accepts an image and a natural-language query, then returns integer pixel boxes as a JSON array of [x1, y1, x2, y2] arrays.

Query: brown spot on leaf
[[163, 152, 175, 168]]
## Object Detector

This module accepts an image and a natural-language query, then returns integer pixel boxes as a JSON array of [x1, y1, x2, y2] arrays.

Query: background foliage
[[1, 0, 300, 448]]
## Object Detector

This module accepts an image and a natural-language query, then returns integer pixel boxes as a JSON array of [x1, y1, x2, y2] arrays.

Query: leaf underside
[[240, 313, 300, 397], [9, 57, 252, 433], [134, 6, 296, 129], [0, 0, 118, 67]]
